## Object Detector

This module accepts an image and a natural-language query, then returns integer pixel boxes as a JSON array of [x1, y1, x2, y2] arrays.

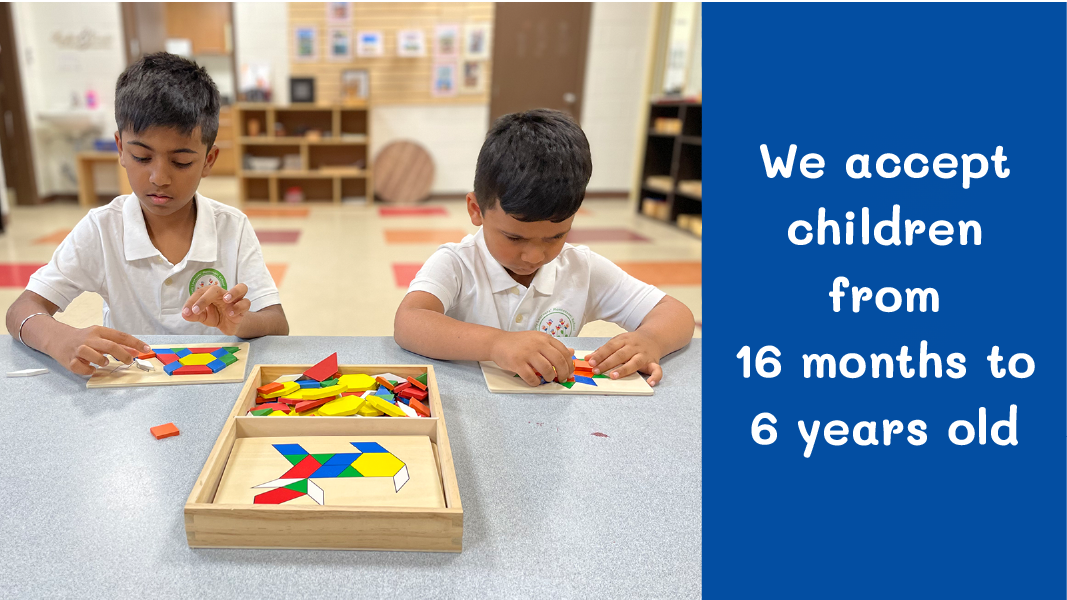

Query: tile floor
[[0, 176, 702, 338]]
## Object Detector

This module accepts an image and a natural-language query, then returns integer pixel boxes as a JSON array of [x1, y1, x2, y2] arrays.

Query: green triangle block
[[321, 378, 339, 387], [251, 408, 273, 416], [560, 380, 576, 389], [415, 373, 428, 385], [219, 353, 238, 366], [283, 479, 308, 494], [592, 373, 609, 379], [283, 454, 305, 465], [338, 465, 363, 477], [312, 454, 335, 465], [223, 347, 240, 353]]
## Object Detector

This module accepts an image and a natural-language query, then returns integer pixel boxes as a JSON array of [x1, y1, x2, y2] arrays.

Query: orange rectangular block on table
[[257, 382, 284, 396], [138, 351, 156, 360], [376, 376, 395, 391], [407, 376, 428, 391], [150, 423, 179, 439]]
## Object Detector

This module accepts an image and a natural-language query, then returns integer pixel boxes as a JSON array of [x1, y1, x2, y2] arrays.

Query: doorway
[[0, 3, 39, 208], [489, 2, 591, 125]]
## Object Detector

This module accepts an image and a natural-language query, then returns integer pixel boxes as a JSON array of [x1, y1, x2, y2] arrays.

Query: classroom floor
[[0, 176, 702, 338]]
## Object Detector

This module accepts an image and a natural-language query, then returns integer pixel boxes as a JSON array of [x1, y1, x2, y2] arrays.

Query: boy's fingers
[[98, 329, 151, 353], [186, 285, 224, 316], [548, 337, 573, 360], [515, 364, 543, 387], [226, 298, 251, 317], [97, 340, 135, 364], [593, 345, 636, 375], [223, 283, 248, 304], [586, 337, 625, 368], [75, 345, 108, 368], [544, 348, 572, 382], [608, 353, 647, 380], [645, 362, 663, 387], [68, 357, 95, 376], [183, 285, 210, 309], [529, 354, 556, 384]]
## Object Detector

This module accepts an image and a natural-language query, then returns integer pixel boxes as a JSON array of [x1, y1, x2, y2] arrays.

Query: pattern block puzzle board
[[213, 435, 445, 509], [87, 343, 250, 388], [479, 350, 654, 396]]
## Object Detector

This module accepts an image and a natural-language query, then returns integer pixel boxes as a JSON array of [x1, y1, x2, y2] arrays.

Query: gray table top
[[0, 336, 701, 599]]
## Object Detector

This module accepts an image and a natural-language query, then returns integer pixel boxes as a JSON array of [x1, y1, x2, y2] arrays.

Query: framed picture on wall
[[290, 77, 316, 104], [431, 62, 457, 97], [459, 60, 485, 94], [327, 2, 351, 24], [328, 28, 352, 61], [464, 23, 491, 60], [397, 29, 426, 57], [435, 24, 460, 58], [294, 26, 318, 61], [341, 69, 369, 101], [356, 30, 384, 57]]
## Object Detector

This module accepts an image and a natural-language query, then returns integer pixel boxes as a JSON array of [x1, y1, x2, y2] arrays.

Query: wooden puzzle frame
[[184, 363, 463, 552], [479, 350, 655, 396], [86, 343, 251, 388]]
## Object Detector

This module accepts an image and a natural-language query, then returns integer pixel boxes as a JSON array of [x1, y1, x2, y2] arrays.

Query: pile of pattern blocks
[[522, 356, 611, 388], [146, 347, 241, 376], [248, 353, 431, 418]]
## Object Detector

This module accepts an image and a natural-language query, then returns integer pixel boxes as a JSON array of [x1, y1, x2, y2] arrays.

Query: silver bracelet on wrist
[[17, 312, 48, 346]]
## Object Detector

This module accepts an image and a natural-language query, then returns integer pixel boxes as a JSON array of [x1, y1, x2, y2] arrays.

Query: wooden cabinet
[[211, 106, 236, 175], [164, 2, 231, 55], [636, 101, 701, 235]]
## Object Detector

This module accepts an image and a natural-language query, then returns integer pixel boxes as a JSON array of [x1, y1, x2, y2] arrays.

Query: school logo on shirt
[[537, 309, 574, 338], [189, 268, 228, 294]]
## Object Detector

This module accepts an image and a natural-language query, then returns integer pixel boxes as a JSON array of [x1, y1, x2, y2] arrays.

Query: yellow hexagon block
[[300, 384, 349, 400], [317, 395, 366, 417], [353, 452, 405, 477], [179, 353, 215, 366], [365, 395, 408, 417], [356, 403, 384, 416], [338, 373, 377, 392]]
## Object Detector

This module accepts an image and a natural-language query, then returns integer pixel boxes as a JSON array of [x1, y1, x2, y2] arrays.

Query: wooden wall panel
[[287, 2, 493, 106]]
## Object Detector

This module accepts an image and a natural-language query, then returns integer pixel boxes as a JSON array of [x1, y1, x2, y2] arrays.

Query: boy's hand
[[53, 325, 150, 376], [490, 331, 575, 387], [182, 283, 251, 335], [587, 331, 664, 387]]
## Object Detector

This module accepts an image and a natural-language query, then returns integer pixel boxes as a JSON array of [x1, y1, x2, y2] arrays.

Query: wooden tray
[[184, 364, 463, 552]]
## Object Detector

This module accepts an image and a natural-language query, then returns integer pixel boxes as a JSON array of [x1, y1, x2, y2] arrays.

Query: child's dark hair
[[115, 52, 220, 150], [474, 109, 592, 222]]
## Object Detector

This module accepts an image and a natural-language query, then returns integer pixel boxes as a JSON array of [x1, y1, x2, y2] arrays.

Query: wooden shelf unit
[[637, 100, 702, 232], [235, 103, 372, 205]]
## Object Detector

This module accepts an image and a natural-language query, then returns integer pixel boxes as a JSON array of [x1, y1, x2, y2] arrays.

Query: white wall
[[371, 105, 489, 195], [233, 2, 289, 105], [580, 2, 656, 192], [13, 2, 126, 197]]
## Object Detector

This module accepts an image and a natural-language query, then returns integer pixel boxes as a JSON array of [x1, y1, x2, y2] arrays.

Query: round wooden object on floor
[[374, 141, 435, 203]]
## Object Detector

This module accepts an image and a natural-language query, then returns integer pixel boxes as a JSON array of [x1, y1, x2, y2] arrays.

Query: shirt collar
[[122, 193, 217, 263], [475, 227, 559, 295]]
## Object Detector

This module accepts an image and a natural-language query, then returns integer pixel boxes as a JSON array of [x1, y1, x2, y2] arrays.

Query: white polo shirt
[[26, 193, 281, 335], [407, 228, 665, 337]]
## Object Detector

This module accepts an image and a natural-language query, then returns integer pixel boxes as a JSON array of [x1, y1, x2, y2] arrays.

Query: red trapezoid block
[[253, 486, 306, 504], [282, 455, 322, 479]]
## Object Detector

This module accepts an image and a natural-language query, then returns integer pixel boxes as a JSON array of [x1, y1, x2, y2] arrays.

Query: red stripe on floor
[[33, 229, 72, 245], [255, 230, 301, 244], [566, 228, 651, 243], [266, 263, 289, 286], [379, 206, 448, 217], [244, 208, 310, 218], [0, 263, 46, 287], [384, 229, 468, 244], [614, 261, 702, 286], [392, 263, 424, 287]]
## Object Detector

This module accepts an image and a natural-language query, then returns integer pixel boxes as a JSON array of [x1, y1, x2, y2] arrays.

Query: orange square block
[[150, 423, 179, 440], [137, 351, 156, 360], [406, 376, 428, 391]]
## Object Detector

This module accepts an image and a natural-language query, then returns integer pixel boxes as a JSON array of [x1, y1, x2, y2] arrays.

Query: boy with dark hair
[[5, 52, 288, 375], [394, 109, 693, 386]]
